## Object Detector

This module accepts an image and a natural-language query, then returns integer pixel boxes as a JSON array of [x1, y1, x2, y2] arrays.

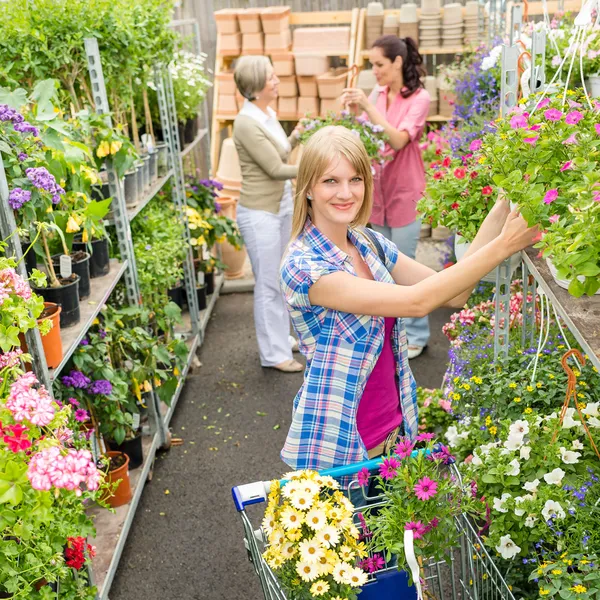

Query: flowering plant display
[[530, 553, 600, 599], [262, 470, 368, 599], [419, 129, 450, 167], [483, 92, 600, 296], [170, 51, 213, 123], [416, 387, 454, 436], [418, 147, 498, 242], [299, 111, 389, 165], [364, 439, 486, 577]]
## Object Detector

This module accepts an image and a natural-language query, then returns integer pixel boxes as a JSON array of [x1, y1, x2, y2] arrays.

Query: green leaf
[[0, 461, 28, 506], [0, 86, 27, 109], [85, 198, 112, 219], [567, 277, 585, 298]]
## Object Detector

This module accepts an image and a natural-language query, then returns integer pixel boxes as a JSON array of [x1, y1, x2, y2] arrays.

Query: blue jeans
[[372, 220, 430, 348]]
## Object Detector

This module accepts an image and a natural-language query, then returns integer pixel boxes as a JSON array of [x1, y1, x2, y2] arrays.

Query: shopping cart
[[232, 457, 516, 600]]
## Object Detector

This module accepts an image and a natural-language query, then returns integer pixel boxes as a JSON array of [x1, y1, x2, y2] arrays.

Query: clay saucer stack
[[419, 0, 441, 49], [442, 3, 463, 49], [366, 3, 384, 49], [399, 4, 419, 43], [383, 12, 399, 36], [424, 75, 438, 116], [463, 1, 486, 46]]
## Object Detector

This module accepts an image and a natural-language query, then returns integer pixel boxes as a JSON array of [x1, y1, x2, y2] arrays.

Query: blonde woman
[[233, 55, 303, 373], [279, 126, 539, 496]]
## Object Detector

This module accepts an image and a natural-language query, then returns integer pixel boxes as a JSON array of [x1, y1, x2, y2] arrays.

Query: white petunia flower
[[520, 445, 532, 460], [562, 408, 582, 428], [495, 534, 521, 559], [542, 500, 566, 521], [493, 493, 512, 513], [559, 447, 581, 465], [510, 420, 530, 437], [480, 441, 500, 455], [504, 434, 524, 451], [523, 478, 540, 493], [514, 496, 526, 516], [543, 468, 566, 486], [445, 426, 459, 446], [572, 439, 584, 450], [588, 416, 600, 428], [471, 453, 483, 466], [525, 516, 537, 528], [582, 402, 599, 417], [506, 458, 521, 476]]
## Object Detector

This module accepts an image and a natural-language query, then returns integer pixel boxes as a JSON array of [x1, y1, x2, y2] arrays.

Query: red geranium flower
[[470, 171, 478, 179], [433, 171, 444, 180], [481, 186, 493, 196], [451, 202, 460, 210], [3, 424, 32, 453], [454, 168, 466, 179], [65, 537, 95, 570], [442, 156, 451, 167]]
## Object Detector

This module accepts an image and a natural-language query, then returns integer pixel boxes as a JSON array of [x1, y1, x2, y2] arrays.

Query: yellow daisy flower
[[310, 580, 330, 596], [296, 560, 320, 582], [281, 506, 304, 530], [298, 538, 325, 564]]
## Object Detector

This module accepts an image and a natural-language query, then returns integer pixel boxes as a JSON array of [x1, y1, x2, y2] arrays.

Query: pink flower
[[394, 437, 415, 459], [414, 477, 439, 501], [524, 135, 539, 145], [593, 191, 600, 203], [3, 424, 31, 453], [379, 456, 401, 480], [544, 108, 563, 121], [405, 521, 426, 539], [543, 189, 559, 204], [563, 133, 578, 145], [415, 432, 436, 442], [510, 114, 528, 129], [438, 399, 452, 412], [454, 167, 466, 179], [422, 517, 440, 535], [481, 185, 493, 196], [565, 111, 583, 125], [469, 139, 482, 152], [549, 214, 560, 224], [568, 99, 582, 108], [537, 98, 551, 109], [528, 124, 542, 131], [357, 467, 370, 488], [560, 160, 573, 171], [595, 123, 600, 136]]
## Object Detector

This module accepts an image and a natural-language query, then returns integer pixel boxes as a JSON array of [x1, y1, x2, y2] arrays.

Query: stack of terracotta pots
[[399, 4, 419, 42], [317, 69, 347, 116], [420, 0, 442, 49], [442, 3, 464, 48], [424, 76, 438, 116]]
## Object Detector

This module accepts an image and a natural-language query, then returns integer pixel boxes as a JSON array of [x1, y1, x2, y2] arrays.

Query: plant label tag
[[132, 413, 141, 429], [60, 255, 72, 278], [197, 271, 205, 285]]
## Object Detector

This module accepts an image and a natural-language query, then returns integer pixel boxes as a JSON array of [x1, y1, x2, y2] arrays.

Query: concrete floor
[[110, 293, 453, 600]]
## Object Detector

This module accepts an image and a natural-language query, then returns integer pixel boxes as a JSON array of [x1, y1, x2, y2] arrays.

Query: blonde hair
[[291, 126, 374, 239], [234, 55, 272, 101]]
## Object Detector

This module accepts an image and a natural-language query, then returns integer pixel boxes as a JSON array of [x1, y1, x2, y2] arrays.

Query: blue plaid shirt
[[280, 219, 418, 476]]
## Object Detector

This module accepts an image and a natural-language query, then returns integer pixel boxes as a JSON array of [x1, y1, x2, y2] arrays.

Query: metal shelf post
[[154, 67, 200, 336]]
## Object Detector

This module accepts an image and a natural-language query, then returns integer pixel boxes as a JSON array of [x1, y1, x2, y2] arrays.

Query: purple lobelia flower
[[26, 167, 58, 192], [61, 370, 91, 389], [13, 121, 39, 136], [88, 379, 112, 395], [8, 188, 31, 210]]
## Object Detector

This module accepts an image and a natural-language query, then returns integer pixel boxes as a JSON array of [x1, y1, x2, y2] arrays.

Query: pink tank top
[[356, 316, 403, 450]]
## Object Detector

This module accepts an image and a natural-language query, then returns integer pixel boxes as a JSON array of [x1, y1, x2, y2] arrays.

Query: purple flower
[[565, 111, 583, 125], [80, 338, 89, 346], [8, 188, 31, 210], [14, 121, 39, 136], [544, 108, 563, 122], [68, 397, 80, 407], [26, 167, 58, 193], [214, 201, 221, 214], [17, 153, 28, 162], [560, 160, 573, 172], [98, 329, 107, 339], [212, 180, 224, 191], [543, 189, 558, 204], [88, 379, 112, 395], [61, 370, 91, 389], [510, 114, 528, 129], [145, 244, 152, 251], [74, 408, 89, 422]]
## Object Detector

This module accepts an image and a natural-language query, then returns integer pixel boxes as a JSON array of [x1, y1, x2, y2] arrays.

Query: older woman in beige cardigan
[[233, 55, 303, 373]]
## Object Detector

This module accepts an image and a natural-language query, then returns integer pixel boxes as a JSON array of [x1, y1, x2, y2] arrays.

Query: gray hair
[[233, 55, 272, 101]]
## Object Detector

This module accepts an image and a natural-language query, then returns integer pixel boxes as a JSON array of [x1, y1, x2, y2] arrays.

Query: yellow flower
[[453, 377, 460, 383], [96, 140, 110, 158], [478, 156, 486, 164], [558, 344, 565, 349], [66, 215, 81, 233], [286, 528, 302, 542], [539, 589, 550, 596], [310, 580, 330, 596], [536, 382, 542, 388], [216, 234, 226, 243], [577, 393, 585, 399], [552, 569, 562, 575], [513, 397, 522, 403], [110, 140, 122, 155], [452, 393, 461, 401], [549, 373, 555, 379], [509, 383, 517, 389], [524, 408, 533, 414], [281, 506, 304, 530], [580, 381, 587, 387], [338, 545, 355, 561], [462, 383, 471, 390], [571, 585, 587, 594], [580, 559, 589, 565], [526, 385, 534, 392], [485, 416, 492, 426], [489, 426, 497, 435], [573, 369, 581, 377]]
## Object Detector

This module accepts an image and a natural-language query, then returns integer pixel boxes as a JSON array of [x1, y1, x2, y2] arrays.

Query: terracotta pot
[[271, 53, 295, 77], [278, 97, 298, 119], [219, 32, 242, 56], [294, 54, 330, 77], [102, 451, 132, 508], [317, 71, 347, 99], [216, 72, 236, 95], [292, 26, 351, 55], [297, 76, 318, 97], [108, 433, 144, 470], [260, 6, 291, 34], [278, 76, 298, 97], [214, 9, 240, 34], [238, 8, 262, 34], [216, 138, 242, 184], [242, 32, 264, 55], [19, 302, 63, 370], [216, 197, 247, 280], [217, 94, 238, 116], [264, 29, 292, 53], [298, 97, 320, 119]]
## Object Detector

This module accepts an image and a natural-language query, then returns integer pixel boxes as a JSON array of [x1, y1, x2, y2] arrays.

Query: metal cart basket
[[232, 457, 516, 600]]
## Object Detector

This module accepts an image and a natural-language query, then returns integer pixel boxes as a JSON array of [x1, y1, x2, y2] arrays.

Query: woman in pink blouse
[[342, 36, 431, 359]]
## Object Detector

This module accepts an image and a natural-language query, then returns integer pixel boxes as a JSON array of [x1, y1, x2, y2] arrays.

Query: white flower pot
[[586, 75, 600, 99], [546, 258, 600, 295], [455, 235, 519, 283]]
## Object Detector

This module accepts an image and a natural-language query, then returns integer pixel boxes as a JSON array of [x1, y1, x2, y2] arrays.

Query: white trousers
[[236, 196, 294, 367]]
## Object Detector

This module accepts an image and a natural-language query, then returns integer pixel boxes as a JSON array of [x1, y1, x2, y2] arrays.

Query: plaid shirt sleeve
[[280, 254, 338, 311]]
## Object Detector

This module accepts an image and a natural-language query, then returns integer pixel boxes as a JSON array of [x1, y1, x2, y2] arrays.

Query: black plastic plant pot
[[197, 284, 207, 311], [33, 274, 80, 328], [72, 237, 110, 278], [52, 251, 91, 300], [205, 271, 215, 296], [108, 432, 144, 470], [177, 123, 185, 151], [168, 283, 186, 309], [21, 241, 37, 276], [91, 182, 111, 202], [184, 118, 197, 144]]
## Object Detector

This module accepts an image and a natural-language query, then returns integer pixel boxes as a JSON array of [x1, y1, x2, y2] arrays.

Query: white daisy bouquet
[[262, 470, 368, 599]]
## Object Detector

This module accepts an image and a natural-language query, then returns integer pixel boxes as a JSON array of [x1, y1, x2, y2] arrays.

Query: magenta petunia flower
[[549, 214, 560, 224], [595, 123, 600, 136], [469, 139, 482, 152], [415, 432, 436, 442], [537, 98, 551, 109], [543, 189, 559, 204], [563, 133, 578, 145], [565, 111, 583, 125], [405, 521, 426, 539], [379, 456, 401, 480], [357, 467, 370, 488], [593, 191, 600, 203], [528, 124, 542, 131], [523, 135, 539, 145], [544, 108, 563, 121], [567, 99, 582, 109], [414, 477, 438, 501], [510, 114, 528, 129], [560, 160, 573, 172], [394, 437, 415, 459], [74, 408, 89, 422]]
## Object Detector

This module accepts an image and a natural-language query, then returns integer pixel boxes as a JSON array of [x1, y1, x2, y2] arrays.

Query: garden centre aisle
[[109, 292, 453, 600]]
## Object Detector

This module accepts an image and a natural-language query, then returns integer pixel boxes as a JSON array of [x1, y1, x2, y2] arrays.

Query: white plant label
[[60, 255, 72, 278], [132, 413, 141, 430]]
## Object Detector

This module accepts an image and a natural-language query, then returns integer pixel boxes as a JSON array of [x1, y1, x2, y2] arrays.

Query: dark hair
[[371, 35, 426, 98]]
